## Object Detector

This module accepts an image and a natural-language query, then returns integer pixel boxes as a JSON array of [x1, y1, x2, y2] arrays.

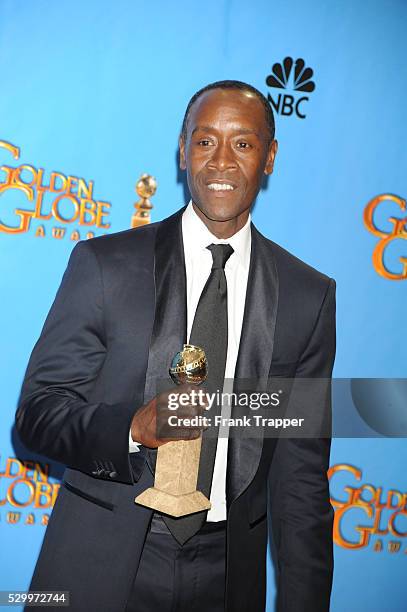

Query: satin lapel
[[226, 224, 279, 508], [143, 207, 187, 406]]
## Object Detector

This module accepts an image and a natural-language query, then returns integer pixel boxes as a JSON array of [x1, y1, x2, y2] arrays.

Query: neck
[[191, 202, 250, 239]]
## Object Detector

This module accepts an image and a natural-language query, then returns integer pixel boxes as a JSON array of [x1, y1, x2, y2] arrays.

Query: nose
[[207, 141, 237, 172]]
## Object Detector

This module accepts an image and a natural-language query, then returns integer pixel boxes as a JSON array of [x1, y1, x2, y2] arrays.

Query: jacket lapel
[[226, 224, 279, 508], [143, 206, 187, 405], [142, 207, 187, 473]]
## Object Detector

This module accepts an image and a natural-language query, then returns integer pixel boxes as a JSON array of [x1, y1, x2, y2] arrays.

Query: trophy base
[[135, 488, 211, 517]]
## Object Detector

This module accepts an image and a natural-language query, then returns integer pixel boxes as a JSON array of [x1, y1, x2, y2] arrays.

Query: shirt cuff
[[129, 428, 142, 453]]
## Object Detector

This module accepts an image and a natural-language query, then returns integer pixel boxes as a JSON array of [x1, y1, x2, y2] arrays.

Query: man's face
[[179, 88, 278, 226]]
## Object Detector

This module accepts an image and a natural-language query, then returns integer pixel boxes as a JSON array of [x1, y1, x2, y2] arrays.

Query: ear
[[179, 135, 187, 170], [264, 139, 278, 175]]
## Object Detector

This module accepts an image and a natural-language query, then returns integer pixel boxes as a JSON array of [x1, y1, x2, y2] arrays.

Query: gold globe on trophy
[[169, 345, 207, 385], [131, 173, 157, 228], [135, 345, 211, 517]]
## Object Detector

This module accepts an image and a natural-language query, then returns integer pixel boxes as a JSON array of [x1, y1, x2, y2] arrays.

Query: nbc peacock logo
[[265, 57, 316, 119]]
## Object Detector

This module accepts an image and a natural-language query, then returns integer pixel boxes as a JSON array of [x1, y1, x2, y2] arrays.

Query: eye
[[197, 139, 212, 146], [236, 141, 251, 149]]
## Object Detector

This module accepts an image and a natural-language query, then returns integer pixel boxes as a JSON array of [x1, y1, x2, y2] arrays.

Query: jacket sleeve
[[268, 278, 336, 612], [15, 239, 146, 485]]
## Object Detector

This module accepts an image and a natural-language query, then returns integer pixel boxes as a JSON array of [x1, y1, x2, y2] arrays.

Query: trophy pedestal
[[135, 437, 211, 517], [135, 488, 210, 517]]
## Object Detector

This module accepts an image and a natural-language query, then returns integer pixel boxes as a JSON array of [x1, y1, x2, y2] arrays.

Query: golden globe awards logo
[[363, 194, 407, 280], [0, 456, 60, 526], [329, 464, 407, 554], [0, 139, 111, 240], [265, 57, 316, 119]]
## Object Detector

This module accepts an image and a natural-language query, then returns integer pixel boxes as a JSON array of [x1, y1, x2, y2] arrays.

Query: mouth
[[206, 181, 237, 193]]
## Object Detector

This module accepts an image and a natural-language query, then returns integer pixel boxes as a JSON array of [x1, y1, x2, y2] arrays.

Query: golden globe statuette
[[131, 173, 157, 228], [135, 345, 212, 517]]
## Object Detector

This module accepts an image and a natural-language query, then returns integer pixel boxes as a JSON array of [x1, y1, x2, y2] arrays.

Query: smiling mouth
[[207, 183, 236, 192]]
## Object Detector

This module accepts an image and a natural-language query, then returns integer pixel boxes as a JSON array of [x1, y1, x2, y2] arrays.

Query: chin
[[194, 200, 243, 223]]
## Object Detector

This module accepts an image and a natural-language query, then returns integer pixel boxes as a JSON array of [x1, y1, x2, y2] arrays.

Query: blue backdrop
[[1, 1, 406, 610]]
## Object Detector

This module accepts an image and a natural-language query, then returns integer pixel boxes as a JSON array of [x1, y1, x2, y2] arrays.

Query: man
[[16, 80, 336, 612]]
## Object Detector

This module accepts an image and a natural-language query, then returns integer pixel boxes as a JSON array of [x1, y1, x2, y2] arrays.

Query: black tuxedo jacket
[[16, 206, 336, 612]]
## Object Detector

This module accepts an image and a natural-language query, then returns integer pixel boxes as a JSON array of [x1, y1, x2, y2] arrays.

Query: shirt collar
[[182, 200, 251, 268]]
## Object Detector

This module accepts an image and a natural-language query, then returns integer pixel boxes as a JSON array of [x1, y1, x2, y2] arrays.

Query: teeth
[[207, 183, 235, 191]]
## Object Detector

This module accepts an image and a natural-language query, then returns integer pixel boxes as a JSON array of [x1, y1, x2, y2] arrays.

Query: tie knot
[[207, 243, 234, 270]]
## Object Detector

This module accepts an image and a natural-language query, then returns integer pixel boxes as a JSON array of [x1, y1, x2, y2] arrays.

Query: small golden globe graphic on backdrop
[[131, 173, 157, 228], [136, 173, 157, 199]]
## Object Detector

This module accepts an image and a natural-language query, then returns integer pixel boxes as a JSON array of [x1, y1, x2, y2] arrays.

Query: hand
[[130, 384, 208, 448]]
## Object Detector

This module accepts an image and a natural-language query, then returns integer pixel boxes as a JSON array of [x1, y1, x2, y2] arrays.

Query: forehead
[[187, 88, 268, 134]]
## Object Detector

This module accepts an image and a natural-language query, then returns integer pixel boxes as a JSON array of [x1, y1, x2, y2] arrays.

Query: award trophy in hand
[[135, 345, 211, 517]]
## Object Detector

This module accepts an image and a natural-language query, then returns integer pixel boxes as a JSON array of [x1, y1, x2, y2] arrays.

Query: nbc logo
[[265, 57, 316, 119]]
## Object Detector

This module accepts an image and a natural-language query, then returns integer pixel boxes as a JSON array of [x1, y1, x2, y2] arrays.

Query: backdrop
[[1, 1, 406, 610]]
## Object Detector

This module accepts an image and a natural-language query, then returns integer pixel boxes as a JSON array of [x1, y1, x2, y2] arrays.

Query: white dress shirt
[[130, 201, 251, 521]]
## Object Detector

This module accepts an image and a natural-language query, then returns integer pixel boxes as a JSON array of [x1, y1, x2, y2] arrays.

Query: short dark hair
[[181, 79, 275, 143]]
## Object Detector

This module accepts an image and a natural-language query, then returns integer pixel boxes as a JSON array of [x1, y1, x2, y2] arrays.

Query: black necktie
[[161, 242, 234, 544]]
